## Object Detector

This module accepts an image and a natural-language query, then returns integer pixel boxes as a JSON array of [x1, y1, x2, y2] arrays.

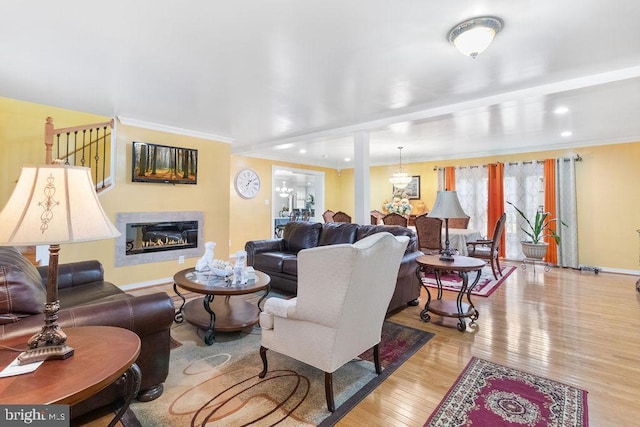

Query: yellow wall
[[3, 97, 639, 279], [1, 98, 231, 285], [364, 145, 640, 271], [229, 156, 339, 253], [0, 97, 108, 208]]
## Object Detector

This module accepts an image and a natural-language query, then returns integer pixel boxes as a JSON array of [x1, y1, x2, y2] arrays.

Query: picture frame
[[132, 141, 198, 185], [393, 175, 420, 199]]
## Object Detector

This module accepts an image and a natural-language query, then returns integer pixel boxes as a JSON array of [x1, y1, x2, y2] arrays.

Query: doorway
[[272, 166, 325, 237]]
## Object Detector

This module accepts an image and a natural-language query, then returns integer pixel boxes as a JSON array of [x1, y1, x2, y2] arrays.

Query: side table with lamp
[[417, 191, 486, 331], [0, 164, 142, 424], [0, 164, 121, 364]]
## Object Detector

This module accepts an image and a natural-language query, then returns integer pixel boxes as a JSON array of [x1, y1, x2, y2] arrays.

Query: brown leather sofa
[[245, 222, 423, 313], [0, 247, 175, 420]]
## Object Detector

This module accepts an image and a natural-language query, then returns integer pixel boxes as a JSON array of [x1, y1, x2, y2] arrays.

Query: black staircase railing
[[44, 116, 114, 192]]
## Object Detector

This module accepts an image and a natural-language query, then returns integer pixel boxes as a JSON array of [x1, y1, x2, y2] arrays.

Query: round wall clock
[[235, 168, 261, 199]]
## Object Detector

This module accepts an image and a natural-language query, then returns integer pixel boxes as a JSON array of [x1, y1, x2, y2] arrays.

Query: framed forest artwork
[[132, 141, 198, 185]]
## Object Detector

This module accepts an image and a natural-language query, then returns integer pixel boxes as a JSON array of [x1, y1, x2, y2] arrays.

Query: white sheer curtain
[[504, 162, 544, 260], [454, 166, 488, 237], [556, 158, 579, 268], [437, 168, 446, 191]]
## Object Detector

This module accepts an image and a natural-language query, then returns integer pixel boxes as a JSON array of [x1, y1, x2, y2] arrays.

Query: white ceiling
[[3, 1, 640, 169]]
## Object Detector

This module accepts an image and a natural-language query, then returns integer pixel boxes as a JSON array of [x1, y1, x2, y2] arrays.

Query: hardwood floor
[[338, 263, 640, 426], [126, 263, 639, 426]]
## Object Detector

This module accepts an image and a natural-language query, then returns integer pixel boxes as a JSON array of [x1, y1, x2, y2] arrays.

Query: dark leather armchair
[[0, 248, 174, 420]]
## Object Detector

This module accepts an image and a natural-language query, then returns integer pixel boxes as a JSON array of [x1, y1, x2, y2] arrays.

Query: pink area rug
[[421, 264, 516, 297], [425, 357, 588, 427]]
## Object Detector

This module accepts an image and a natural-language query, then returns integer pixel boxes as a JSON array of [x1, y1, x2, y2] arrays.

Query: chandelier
[[276, 181, 294, 198], [389, 146, 412, 189], [448, 16, 503, 59]]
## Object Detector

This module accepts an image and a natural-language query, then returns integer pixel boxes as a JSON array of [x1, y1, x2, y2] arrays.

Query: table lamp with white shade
[[428, 191, 468, 261], [0, 164, 120, 364]]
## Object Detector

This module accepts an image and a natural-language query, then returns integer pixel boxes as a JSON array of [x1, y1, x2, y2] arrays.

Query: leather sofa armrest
[[37, 260, 105, 290], [245, 239, 286, 265], [0, 292, 175, 341]]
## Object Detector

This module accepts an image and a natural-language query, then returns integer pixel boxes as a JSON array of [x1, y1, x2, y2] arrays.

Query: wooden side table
[[415, 255, 486, 331], [0, 326, 141, 426]]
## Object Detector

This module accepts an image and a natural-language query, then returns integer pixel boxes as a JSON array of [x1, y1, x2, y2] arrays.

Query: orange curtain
[[444, 167, 456, 191], [487, 163, 505, 257], [543, 159, 558, 264]]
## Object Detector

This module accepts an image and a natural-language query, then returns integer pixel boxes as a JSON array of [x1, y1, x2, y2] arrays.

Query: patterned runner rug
[[421, 265, 516, 297], [126, 319, 433, 426], [425, 357, 588, 426]]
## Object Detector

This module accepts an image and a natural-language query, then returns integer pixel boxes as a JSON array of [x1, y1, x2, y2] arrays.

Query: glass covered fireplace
[[115, 212, 204, 267], [125, 220, 198, 255]]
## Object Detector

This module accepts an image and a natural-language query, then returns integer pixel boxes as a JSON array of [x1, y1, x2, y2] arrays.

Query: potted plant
[[506, 201, 566, 260]]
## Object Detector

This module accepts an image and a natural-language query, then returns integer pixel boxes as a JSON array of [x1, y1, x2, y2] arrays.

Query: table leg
[[416, 265, 432, 322], [257, 284, 270, 312], [455, 271, 469, 331], [173, 282, 186, 323], [203, 294, 216, 345], [109, 363, 141, 427], [466, 270, 482, 323]]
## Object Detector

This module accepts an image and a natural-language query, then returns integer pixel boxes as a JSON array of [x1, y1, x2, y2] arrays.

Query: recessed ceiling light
[[273, 143, 294, 150], [344, 157, 351, 162], [299, 148, 307, 154], [554, 106, 569, 115], [561, 131, 572, 137]]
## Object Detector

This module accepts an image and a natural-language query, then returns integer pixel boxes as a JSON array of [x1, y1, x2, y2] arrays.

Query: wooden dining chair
[[382, 213, 408, 227], [413, 214, 443, 255], [448, 216, 470, 229], [332, 211, 352, 223], [370, 210, 384, 225], [322, 210, 335, 223], [467, 213, 507, 280]]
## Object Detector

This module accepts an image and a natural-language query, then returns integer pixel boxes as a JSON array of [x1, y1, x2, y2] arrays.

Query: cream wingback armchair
[[258, 232, 409, 412]]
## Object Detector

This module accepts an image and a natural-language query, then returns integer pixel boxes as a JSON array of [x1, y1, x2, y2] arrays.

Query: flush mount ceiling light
[[389, 146, 412, 189], [448, 16, 503, 58]]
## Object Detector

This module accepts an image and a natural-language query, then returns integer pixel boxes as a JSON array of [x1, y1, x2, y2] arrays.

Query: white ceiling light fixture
[[448, 16, 503, 59], [389, 146, 412, 189]]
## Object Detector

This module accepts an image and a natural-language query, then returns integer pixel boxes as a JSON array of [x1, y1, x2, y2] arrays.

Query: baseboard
[[120, 277, 173, 291]]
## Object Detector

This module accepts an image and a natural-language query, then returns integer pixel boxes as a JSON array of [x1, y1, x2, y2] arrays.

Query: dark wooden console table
[[415, 255, 486, 331]]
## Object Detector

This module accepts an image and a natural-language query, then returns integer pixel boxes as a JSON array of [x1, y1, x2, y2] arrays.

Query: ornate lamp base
[[18, 345, 74, 365], [18, 321, 74, 365]]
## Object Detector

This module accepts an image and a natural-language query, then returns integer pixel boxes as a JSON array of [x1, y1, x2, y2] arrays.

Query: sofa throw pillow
[[0, 247, 46, 324]]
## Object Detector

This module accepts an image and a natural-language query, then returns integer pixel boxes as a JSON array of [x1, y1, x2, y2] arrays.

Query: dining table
[[408, 226, 482, 256]]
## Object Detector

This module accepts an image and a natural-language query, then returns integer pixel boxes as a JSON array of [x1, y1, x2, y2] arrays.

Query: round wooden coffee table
[[173, 268, 270, 345]]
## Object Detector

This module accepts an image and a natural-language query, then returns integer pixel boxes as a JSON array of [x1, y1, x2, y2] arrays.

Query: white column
[[353, 131, 371, 225]]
